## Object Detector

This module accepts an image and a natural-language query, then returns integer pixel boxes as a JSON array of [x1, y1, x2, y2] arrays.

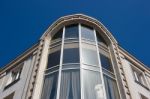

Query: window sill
[[135, 80, 149, 91], [4, 78, 20, 90]]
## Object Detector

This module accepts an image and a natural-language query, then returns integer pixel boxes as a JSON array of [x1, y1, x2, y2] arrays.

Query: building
[[0, 14, 150, 99]]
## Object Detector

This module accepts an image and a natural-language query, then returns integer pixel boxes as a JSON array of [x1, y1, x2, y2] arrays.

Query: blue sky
[[0, 0, 150, 68]]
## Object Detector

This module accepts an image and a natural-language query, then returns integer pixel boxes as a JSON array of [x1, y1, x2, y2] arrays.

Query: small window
[[52, 29, 63, 41], [5, 64, 23, 89], [100, 54, 113, 72], [81, 25, 95, 41], [65, 24, 79, 38], [140, 94, 148, 99], [4, 92, 15, 99], [47, 51, 61, 68], [132, 66, 147, 86], [146, 75, 150, 88], [63, 48, 79, 64]]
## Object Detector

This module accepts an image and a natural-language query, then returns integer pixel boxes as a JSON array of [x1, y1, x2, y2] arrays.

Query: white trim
[[79, 24, 83, 99], [94, 29, 107, 99], [56, 26, 65, 99]]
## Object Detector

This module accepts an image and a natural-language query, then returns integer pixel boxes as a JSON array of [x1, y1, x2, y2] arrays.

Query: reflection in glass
[[41, 72, 58, 99], [83, 70, 104, 99], [52, 29, 63, 41], [59, 69, 80, 99], [63, 48, 79, 64], [65, 24, 79, 38], [100, 54, 113, 72], [82, 48, 99, 66], [103, 75, 120, 99], [47, 51, 60, 68], [81, 25, 95, 41]]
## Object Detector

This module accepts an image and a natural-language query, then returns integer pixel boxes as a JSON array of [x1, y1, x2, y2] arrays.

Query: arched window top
[[51, 23, 108, 47], [51, 28, 63, 41], [96, 31, 107, 46]]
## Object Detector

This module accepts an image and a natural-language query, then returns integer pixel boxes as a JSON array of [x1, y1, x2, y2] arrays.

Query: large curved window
[[42, 23, 120, 99]]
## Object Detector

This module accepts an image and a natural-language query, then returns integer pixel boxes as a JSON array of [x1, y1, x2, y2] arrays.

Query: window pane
[[103, 74, 120, 99], [100, 54, 113, 72], [63, 48, 79, 64], [41, 72, 58, 99], [82, 48, 99, 66], [83, 70, 104, 99], [60, 69, 81, 99], [52, 29, 63, 40], [65, 25, 79, 38], [96, 31, 107, 45], [81, 25, 95, 41], [47, 51, 60, 68]]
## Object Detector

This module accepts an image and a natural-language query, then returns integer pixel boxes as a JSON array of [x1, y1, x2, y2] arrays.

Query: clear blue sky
[[0, 0, 150, 68]]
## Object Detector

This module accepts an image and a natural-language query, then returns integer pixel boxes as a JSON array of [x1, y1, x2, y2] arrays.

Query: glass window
[[59, 69, 80, 99], [83, 70, 104, 99], [52, 29, 63, 41], [103, 75, 120, 99], [96, 31, 107, 45], [132, 67, 147, 86], [100, 54, 113, 72], [5, 64, 23, 88], [47, 51, 61, 68], [146, 75, 150, 88], [65, 24, 79, 38], [63, 48, 79, 64], [81, 25, 95, 41], [41, 72, 58, 99], [82, 48, 99, 66]]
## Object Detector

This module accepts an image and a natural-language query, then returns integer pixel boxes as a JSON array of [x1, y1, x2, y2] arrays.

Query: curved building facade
[[0, 14, 150, 99]]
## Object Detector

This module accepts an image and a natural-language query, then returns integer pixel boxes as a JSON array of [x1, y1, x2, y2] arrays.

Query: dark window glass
[[41, 72, 58, 99], [47, 51, 60, 68], [100, 54, 113, 72], [96, 31, 107, 45], [81, 25, 95, 41], [83, 70, 104, 99], [65, 24, 79, 38], [82, 48, 99, 66], [52, 29, 63, 40], [103, 75, 120, 99], [60, 70, 81, 99], [63, 48, 79, 64]]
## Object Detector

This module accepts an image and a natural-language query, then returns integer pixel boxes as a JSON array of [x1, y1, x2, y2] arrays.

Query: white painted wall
[[121, 57, 150, 99]]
